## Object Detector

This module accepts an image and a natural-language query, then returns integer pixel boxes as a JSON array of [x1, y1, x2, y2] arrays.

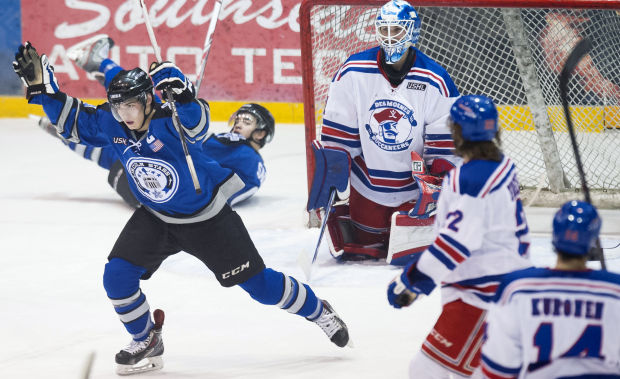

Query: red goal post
[[300, 0, 620, 210]]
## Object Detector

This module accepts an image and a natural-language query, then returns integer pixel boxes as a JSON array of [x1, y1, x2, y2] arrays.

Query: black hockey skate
[[115, 309, 165, 376], [308, 300, 351, 348]]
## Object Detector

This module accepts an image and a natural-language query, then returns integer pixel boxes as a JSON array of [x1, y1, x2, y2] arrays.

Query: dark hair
[[450, 121, 503, 161]]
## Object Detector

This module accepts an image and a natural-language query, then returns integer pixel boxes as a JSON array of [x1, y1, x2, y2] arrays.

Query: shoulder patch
[[407, 82, 426, 91]]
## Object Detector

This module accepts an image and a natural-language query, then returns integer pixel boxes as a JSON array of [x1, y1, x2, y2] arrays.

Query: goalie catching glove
[[13, 42, 59, 100], [148, 61, 196, 103]]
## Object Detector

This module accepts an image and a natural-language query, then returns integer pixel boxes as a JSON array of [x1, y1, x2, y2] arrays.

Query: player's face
[[113, 98, 146, 130], [232, 112, 259, 139]]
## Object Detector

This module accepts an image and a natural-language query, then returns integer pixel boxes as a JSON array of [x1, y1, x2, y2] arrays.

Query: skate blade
[[116, 356, 163, 376]]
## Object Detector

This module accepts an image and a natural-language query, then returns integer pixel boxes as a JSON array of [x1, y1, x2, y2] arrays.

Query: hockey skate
[[115, 309, 165, 376], [308, 300, 351, 348], [66, 34, 114, 84]]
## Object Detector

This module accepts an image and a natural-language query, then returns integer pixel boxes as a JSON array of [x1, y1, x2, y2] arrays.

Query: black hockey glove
[[13, 42, 59, 100], [149, 61, 196, 103]]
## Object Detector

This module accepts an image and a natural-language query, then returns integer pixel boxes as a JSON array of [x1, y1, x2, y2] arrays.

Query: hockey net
[[300, 0, 620, 209]]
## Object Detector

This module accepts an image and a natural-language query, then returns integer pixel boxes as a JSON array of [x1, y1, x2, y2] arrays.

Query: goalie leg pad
[[325, 204, 353, 259], [387, 211, 435, 266]]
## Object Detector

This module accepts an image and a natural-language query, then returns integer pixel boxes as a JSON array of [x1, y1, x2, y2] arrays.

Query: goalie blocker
[[309, 145, 453, 265]]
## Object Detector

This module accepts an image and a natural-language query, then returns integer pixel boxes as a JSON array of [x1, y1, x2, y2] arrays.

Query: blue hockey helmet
[[375, 0, 421, 64], [552, 200, 601, 256], [450, 95, 499, 142]]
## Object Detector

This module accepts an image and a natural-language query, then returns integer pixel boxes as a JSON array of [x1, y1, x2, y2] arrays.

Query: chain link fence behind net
[[309, 6, 620, 196]]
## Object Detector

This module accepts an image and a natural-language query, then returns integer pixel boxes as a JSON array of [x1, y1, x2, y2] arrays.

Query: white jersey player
[[319, 0, 460, 261], [480, 200, 620, 379], [387, 95, 533, 378]]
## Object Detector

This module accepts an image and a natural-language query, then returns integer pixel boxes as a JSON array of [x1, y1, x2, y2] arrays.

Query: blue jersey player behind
[[14, 42, 350, 375], [37, 35, 273, 208]]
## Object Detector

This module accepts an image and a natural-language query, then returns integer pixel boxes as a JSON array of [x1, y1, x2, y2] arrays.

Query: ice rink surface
[[1, 118, 619, 378]]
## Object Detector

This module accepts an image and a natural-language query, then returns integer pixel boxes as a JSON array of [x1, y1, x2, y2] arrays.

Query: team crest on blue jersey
[[126, 157, 179, 203], [365, 100, 417, 151]]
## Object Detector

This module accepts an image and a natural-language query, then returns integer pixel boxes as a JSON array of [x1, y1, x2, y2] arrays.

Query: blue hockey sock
[[239, 268, 323, 319], [103, 258, 153, 341]]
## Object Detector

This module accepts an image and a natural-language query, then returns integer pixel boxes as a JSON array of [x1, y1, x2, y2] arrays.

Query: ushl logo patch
[[407, 82, 427, 91], [365, 99, 417, 151]]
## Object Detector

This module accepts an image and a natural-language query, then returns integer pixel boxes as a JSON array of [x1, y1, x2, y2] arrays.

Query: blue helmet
[[375, 0, 421, 64], [450, 95, 499, 142], [552, 200, 601, 256]]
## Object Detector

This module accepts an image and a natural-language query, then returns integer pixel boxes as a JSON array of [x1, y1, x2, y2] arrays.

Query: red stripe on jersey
[[321, 125, 360, 140], [481, 159, 510, 198], [411, 68, 449, 96], [435, 236, 466, 264], [336, 60, 377, 81], [424, 140, 455, 148], [354, 157, 414, 188]]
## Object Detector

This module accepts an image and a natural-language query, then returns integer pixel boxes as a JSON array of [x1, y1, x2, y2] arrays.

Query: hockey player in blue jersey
[[480, 200, 620, 379], [386, 95, 532, 378], [317, 0, 460, 263], [14, 42, 349, 375], [37, 35, 273, 207]]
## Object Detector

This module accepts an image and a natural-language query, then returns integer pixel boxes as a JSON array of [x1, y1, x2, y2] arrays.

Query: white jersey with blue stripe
[[480, 267, 620, 378], [416, 156, 533, 308], [320, 46, 460, 207]]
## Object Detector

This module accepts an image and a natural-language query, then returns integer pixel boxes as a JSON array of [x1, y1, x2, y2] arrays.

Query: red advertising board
[[21, 0, 303, 101]]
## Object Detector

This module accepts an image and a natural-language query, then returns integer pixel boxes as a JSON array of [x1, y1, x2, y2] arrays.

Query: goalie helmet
[[450, 95, 499, 142], [107, 68, 154, 122], [375, 0, 421, 64], [552, 200, 601, 256], [230, 103, 275, 147]]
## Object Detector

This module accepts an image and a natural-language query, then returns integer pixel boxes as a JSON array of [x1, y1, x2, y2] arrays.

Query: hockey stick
[[137, 0, 202, 194], [195, 0, 223, 92], [299, 189, 336, 281], [559, 37, 606, 270]]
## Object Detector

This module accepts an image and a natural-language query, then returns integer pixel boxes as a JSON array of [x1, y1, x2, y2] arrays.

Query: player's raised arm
[[13, 42, 110, 147], [148, 61, 209, 144]]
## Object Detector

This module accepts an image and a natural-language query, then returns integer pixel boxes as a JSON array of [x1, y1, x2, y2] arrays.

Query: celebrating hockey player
[[480, 200, 620, 378], [315, 0, 460, 263], [13, 42, 350, 375], [36, 35, 273, 207], [386, 95, 533, 378]]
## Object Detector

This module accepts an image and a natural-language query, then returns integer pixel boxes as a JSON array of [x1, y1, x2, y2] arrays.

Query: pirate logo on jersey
[[126, 157, 179, 203], [365, 100, 417, 151]]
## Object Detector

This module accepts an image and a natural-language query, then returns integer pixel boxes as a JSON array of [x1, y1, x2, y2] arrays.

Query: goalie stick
[[136, 0, 202, 194], [559, 37, 606, 270], [195, 0, 223, 92]]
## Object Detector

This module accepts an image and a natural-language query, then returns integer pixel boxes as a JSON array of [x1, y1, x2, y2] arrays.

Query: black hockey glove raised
[[149, 61, 196, 103], [13, 42, 59, 100]]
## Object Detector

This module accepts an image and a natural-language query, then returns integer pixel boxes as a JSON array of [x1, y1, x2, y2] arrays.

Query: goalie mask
[[450, 95, 499, 142], [228, 103, 275, 147], [107, 68, 154, 123], [375, 0, 421, 64], [552, 200, 601, 256]]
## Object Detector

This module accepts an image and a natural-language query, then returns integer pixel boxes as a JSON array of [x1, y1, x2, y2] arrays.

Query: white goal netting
[[300, 0, 620, 207]]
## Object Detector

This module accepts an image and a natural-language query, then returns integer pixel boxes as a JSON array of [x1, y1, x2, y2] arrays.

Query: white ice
[[1, 118, 619, 379]]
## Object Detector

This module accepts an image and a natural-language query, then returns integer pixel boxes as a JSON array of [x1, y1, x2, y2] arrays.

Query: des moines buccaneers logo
[[126, 157, 179, 203], [365, 100, 418, 151]]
